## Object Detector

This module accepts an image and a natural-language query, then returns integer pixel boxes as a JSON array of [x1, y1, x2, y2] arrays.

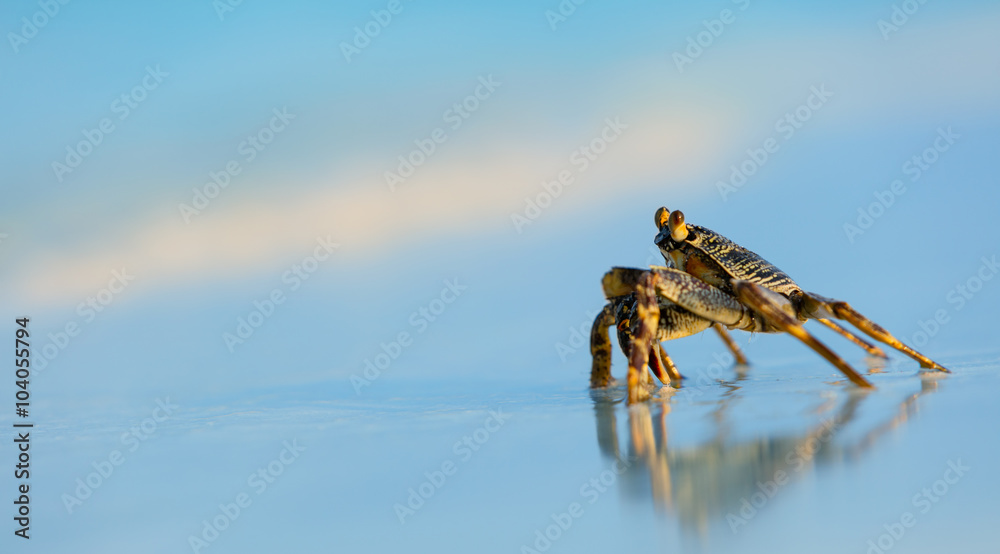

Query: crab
[[590, 207, 949, 403]]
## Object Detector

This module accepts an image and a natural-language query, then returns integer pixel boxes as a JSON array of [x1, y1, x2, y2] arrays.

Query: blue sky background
[[3, 0, 997, 396], [1, 1, 999, 552]]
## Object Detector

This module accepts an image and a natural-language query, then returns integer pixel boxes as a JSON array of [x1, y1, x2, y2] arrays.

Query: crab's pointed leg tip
[[850, 373, 876, 389], [920, 362, 951, 373]]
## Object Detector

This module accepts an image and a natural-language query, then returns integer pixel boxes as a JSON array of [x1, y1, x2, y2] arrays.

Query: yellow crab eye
[[669, 210, 688, 241], [654, 207, 670, 230]]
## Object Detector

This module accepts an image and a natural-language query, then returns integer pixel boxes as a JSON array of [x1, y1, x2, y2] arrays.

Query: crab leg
[[654, 343, 683, 382], [713, 324, 750, 366], [646, 344, 671, 384], [612, 305, 655, 388], [733, 281, 873, 388], [590, 303, 617, 388], [801, 292, 949, 372], [816, 318, 888, 358], [626, 272, 660, 403], [624, 305, 686, 384]]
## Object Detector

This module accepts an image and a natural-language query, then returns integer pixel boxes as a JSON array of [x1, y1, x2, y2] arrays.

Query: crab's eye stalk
[[654, 207, 670, 230], [669, 210, 688, 242]]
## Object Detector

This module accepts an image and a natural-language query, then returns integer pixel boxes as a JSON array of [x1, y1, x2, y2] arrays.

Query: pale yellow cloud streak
[[13, 104, 726, 307]]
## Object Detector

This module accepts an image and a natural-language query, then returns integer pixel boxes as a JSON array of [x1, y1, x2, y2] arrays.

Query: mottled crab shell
[[656, 222, 801, 297]]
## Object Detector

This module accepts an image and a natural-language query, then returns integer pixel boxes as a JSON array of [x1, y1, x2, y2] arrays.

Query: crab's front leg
[[626, 272, 661, 402], [603, 267, 749, 403], [591, 295, 681, 391]]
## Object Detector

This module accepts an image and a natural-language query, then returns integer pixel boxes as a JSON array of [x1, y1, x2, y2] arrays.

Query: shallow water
[[8, 352, 998, 553]]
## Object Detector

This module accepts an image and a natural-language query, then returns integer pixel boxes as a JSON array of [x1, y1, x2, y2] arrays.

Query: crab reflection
[[593, 375, 940, 535]]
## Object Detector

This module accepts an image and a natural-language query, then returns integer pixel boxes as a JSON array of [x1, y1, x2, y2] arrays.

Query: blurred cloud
[[9, 102, 724, 306]]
